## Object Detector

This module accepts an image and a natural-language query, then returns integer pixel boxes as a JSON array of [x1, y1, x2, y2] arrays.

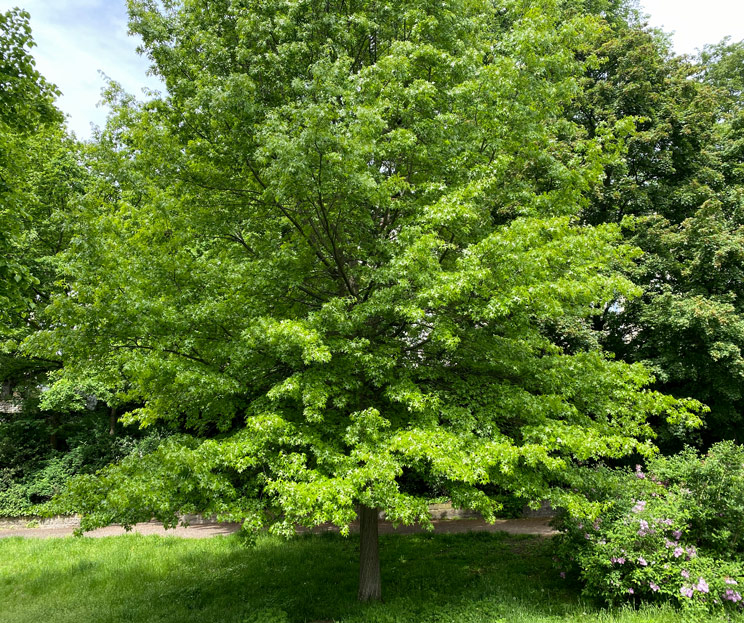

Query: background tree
[[42, 0, 701, 601], [0, 10, 153, 517], [0, 8, 63, 319], [568, 11, 744, 448], [1, 9, 71, 509]]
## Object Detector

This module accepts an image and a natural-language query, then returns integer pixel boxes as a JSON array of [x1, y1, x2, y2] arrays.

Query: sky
[[2, 0, 744, 139], [641, 0, 744, 55], [0, 0, 162, 138]]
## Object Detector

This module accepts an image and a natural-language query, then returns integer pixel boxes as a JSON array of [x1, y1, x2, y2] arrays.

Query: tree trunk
[[109, 406, 117, 436], [49, 413, 58, 450], [357, 505, 381, 602]]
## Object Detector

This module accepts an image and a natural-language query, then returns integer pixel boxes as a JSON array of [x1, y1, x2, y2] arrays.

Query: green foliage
[[650, 442, 744, 554], [700, 38, 744, 112], [0, 412, 168, 517], [553, 442, 744, 613], [0, 448, 89, 517], [0, 118, 85, 371], [0, 532, 730, 623], [570, 18, 744, 447], [609, 205, 744, 445], [0, 8, 60, 131], [0, 8, 64, 317], [36, 0, 703, 544]]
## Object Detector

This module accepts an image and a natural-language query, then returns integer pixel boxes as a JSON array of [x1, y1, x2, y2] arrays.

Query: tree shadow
[[1, 531, 581, 623]]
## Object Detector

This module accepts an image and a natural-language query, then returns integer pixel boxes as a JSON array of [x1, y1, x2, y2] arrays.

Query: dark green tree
[[567, 15, 744, 447]]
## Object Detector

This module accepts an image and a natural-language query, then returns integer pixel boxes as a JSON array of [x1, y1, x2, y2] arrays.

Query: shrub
[[553, 441, 744, 614], [0, 429, 169, 517]]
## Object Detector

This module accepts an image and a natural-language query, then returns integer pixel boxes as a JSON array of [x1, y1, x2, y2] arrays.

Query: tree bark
[[49, 413, 58, 450], [357, 505, 381, 602], [109, 406, 117, 436]]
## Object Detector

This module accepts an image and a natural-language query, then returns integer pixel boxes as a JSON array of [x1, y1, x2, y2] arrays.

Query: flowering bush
[[553, 442, 744, 613]]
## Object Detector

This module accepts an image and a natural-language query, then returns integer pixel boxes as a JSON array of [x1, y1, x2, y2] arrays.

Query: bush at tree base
[[553, 441, 744, 614], [0, 426, 167, 517]]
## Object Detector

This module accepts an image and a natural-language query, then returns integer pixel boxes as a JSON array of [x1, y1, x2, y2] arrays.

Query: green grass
[[0, 531, 738, 623]]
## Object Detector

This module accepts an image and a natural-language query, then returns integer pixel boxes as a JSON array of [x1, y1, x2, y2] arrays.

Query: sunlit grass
[[0, 531, 738, 622]]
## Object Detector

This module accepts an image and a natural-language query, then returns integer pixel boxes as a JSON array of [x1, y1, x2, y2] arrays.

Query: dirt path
[[0, 517, 556, 539]]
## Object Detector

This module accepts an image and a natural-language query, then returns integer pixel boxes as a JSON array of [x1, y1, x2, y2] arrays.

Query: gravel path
[[0, 517, 556, 539]]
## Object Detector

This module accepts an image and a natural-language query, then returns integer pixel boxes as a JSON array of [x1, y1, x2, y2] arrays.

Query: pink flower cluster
[[668, 544, 695, 559], [637, 519, 655, 536], [725, 589, 742, 602], [679, 577, 710, 598], [724, 577, 742, 602]]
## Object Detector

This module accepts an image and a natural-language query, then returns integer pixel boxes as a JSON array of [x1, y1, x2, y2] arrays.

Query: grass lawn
[[0, 530, 738, 623]]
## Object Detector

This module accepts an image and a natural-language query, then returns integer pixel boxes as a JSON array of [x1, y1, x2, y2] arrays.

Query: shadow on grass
[[0, 531, 592, 623]]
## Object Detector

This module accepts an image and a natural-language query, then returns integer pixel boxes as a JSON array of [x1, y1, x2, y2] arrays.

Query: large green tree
[[43, 0, 700, 600]]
